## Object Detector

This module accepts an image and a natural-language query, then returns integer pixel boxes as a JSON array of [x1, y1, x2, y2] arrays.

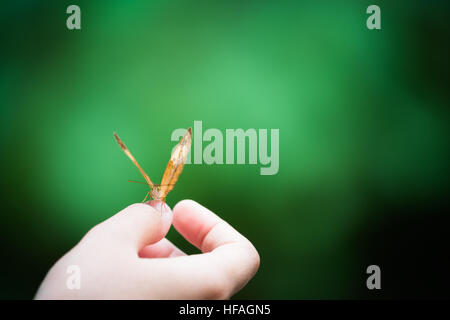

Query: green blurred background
[[1, 0, 449, 299]]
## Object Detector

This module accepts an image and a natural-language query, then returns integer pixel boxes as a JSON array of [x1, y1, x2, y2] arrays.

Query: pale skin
[[35, 200, 260, 299]]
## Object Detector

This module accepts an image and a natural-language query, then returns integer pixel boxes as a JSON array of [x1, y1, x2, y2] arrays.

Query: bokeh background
[[1, 0, 449, 299]]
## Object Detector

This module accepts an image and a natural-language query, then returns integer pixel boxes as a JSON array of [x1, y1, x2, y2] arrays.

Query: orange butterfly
[[114, 128, 192, 204]]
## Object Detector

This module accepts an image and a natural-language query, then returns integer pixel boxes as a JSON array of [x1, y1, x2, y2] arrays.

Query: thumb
[[93, 201, 173, 252]]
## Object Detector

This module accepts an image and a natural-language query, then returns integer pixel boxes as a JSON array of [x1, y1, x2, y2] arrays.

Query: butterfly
[[113, 128, 192, 205]]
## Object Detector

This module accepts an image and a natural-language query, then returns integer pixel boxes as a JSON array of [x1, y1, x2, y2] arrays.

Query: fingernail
[[147, 200, 169, 216]]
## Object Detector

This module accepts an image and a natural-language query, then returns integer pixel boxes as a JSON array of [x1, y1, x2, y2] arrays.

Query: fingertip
[[173, 199, 216, 223], [172, 199, 228, 252], [103, 201, 173, 250], [121, 202, 161, 224], [172, 199, 203, 231], [146, 200, 173, 233], [173, 199, 199, 213]]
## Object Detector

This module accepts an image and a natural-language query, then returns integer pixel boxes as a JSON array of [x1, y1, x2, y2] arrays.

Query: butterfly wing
[[159, 127, 192, 198], [114, 133, 154, 188]]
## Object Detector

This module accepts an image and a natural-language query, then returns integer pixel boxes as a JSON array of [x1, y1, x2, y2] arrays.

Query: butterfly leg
[[142, 190, 151, 203]]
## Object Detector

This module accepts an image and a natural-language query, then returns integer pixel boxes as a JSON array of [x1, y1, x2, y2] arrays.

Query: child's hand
[[35, 200, 260, 299]]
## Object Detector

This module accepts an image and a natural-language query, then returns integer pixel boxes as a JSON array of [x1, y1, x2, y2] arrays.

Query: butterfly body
[[150, 185, 164, 201]]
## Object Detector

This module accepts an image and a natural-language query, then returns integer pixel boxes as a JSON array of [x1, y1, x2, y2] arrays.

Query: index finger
[[135, 200, 260, 299], [173, 200, 251, 252], [174, 200, 260, 296]]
